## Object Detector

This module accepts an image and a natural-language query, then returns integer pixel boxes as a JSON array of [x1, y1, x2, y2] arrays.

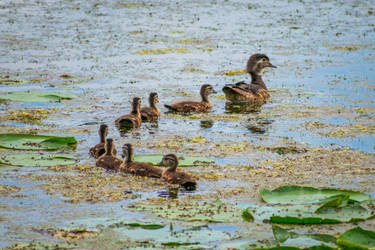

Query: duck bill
[[157, 161, 164, 166], [212, 89, 218, 94], [268, 62, 277, 68]]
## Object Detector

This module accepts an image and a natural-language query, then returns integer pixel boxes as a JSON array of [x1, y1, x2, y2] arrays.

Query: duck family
[[90, 53, 276, 190]]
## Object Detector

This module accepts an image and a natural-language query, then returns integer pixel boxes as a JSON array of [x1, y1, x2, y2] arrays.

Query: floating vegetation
[[177, 39, 206, 44], [0, 153, 76, 167], [329, 44, 370, 51], [28, 164, 165, 203], [180, 67, 206, 73], [337, 227, 375, 248], [127, 198, 243, 223], [0, 108, 57, 124], [0, 76, 27, 85], [108, 222, 164, 230], [0, 185, 21, 196], [33, 228, 98, 241], [0, 91, 76, 103], [220, 69, 246, 76], [303, 121, 328, 129], [136, 47, 189, 55], [118, 3, 145, 8], [257, 146, 307, 155], [0, 134, 77, 150]]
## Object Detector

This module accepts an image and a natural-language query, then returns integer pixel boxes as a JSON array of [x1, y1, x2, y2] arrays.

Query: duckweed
[[136, 47, 189, 54], [0, 108, 57, 124], [0, 185, 21, 196]]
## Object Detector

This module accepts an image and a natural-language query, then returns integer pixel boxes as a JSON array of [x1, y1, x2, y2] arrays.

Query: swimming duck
[[89, 124, 117, 158], [158, 154, 197, 190], [115, 97, 142, 130], [96, 138, 122, 170], [222, 54, 276, 102], [140, 92, 160, 122], [164, 84, 216, 113], [120, 143, 163, 178]]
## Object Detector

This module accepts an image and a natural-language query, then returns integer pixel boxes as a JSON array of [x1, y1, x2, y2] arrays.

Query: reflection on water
[[157, 187, 196, 199], [225, 102, 263, 114], [200, 120, 214, 128], [247, 117, 274, 135]]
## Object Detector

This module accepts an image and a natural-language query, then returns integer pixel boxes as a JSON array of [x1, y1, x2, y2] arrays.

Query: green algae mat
[[0, 134, 77, 150], [0, 91, 76, 102]]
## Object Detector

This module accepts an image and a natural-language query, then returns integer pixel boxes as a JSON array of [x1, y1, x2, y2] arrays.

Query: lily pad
[[259, 185, 370, 204], [272, 225, 337, 244], [133, 154, 214, 167], [244, 201, 375, 224], [0, 76, 28, 85], [108, 222, 164, 230], [0, 91, 76, 102], [0, 134, 77, 150], [337, 227, 375, 249], [0, 153, 76, 167], [127, 198, 242, 223]]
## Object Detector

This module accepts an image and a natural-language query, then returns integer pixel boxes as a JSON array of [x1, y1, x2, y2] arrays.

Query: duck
[[120, 143, 163, 178], [96, 138, 123, 170], [158, 154, 197, 190], [164, 84, 216, 113], [222, 54, 276, 103], [140, 92, 160, 122], [115, 97, 142, 130], [89, 124, 117, 158]]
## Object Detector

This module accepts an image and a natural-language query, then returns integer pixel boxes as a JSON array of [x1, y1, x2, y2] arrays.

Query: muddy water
[[0, 0, 374, 248]]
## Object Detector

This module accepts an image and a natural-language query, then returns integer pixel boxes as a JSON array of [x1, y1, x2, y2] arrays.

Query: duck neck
[[168, 161, 178, 172], [99, 131, 106, 144], [105, 143, 113, 156], [126, 146, 133, 163], [131, 104, 141, 117], [250, 73, 267, 90], [150, 100, 159, 110], [201, 91, 209, 103]]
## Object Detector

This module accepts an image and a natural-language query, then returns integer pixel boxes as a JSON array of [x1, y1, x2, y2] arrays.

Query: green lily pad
[[314, 194, 349, 213], [244, 201, 375, 224], [127, 198, 242, 223], [337, 227, 375, 249], [0, 76, 28, 85], [259, 185, 370, 204], [108, 222, 164, 230], [0, 153, 76, 167], [0, 91, 76, 102], [133, 154, 214, 167], [272, 225, 337, 244], [0, 134, 77, 150]]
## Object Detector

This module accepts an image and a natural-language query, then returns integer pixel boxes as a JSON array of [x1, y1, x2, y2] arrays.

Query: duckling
[[120, 144, 163, 178], [115, 97, 142, 130], [222, 54, 276, 102], [96, 138, 122, 171], [89, 124, 117, 158], [164, 84, 216, 113], [158, 154, 197, 190], [140, 92, 160, 122]]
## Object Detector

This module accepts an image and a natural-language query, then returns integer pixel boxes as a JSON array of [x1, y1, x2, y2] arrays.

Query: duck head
[[149, 92, 159, 107], [200, 84, 217, 101], [245, 54, 276, 75], [105, 138, 115, 156], [158, 154, 178, 171]]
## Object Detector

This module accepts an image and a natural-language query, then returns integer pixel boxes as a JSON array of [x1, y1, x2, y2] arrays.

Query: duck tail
[[164, 104, 177, 112]]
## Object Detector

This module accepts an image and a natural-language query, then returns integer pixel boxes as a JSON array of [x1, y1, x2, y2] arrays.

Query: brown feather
[[96, 138, 122, 171]]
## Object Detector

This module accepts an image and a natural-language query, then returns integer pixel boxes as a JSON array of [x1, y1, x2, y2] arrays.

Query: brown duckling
[[222, 54, 276, 103], [96, 138, 122, 171], [158, 154, 197, 190], [115, 97, 142, 130], [164, 84, 216, 113], [120, 143, 163, 178], [89, 124, 117, 158], [140, 92, 160, 122]]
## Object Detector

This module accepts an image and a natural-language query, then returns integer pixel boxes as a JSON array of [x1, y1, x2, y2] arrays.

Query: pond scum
[[0, 0, 375, 249]]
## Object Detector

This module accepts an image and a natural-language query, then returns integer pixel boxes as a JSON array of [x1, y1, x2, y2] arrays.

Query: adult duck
[[223, 54, 276, 102]]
